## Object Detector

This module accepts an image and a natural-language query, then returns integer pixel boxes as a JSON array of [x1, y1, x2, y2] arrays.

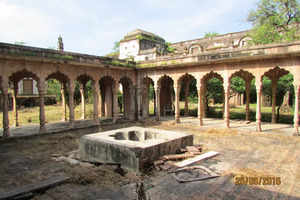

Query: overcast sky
[[0, 0, 259, 56]]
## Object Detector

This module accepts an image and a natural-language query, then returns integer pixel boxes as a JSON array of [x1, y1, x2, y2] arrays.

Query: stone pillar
[[129, 86, 136, 120], [104, 84, 113, 117], [154, 82, 161, 121], [256, 80, 262, 132], [224, 82, 230, 128], [80, 83, 86, 120], [98, 83, 103, 117], [68, 80, 75, 125], [142, 82, 149, 118], [136, 81, 143, 120], [136, 87, 142, 120], [123, 85, 131, 118], [174, 83, 181, 123], [153, 90, 156, 116], [12, 81, 19, 127], [92, 80, 100, 124], [61, 83, 67, 121], [145, 84, 150, 117], [294, 84, 299, 136], [112, 82, 119, 123], [271, 79, 278, 124], [2, 78, 9, 137], [245, 80, 251, 121], [184, 79, 191, 116], [197, 81, 203, 126], [38, 78, 46, 133], [202, 82, 207, 118]]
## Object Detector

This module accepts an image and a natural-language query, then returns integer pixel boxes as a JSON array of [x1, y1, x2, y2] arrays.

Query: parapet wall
[[169, 31, 249, 56]]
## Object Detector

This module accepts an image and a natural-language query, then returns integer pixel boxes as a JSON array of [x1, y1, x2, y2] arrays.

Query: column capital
[[196, 80, 202, 91], [79, 83, 85, 89], [68, 81, 75, 92], [174, 83, 181, 90], [255, 79, 263, 90], [245, 79, 251, 88], [1, 77, 9, 92], [38, 80, 46, 94], [223, 81, 231, 90], [154, 84, 160, 91]]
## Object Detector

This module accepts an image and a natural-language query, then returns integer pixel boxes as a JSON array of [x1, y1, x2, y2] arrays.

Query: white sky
[[0, 0, 259, 56]]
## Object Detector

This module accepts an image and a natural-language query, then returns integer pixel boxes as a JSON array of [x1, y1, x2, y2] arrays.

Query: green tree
[[14, 41, 26, 45], [47, 79, 61, 101], [248, 0, 300, 45], [106, 41, 120, 58], [231, 77, 245, 94], [113, 41, 120, 52], [206, 78, 224, 104], [165, 42, 176, 53], [204, 32, 219, 38], [262, 73, 294, 106]]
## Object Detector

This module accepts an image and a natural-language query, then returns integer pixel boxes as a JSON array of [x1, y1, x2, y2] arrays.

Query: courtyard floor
[[0, 117, 299, 199]]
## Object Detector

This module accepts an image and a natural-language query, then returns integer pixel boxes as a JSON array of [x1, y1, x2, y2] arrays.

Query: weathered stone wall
[[169, 31, 249, 56]]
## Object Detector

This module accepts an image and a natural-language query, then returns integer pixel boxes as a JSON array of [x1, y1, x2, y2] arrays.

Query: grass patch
[[0, 102, 297, 128], [0, 103, 95, 127]]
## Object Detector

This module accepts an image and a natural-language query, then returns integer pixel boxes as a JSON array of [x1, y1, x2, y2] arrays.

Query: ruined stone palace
[[1, 29, 300, 137]]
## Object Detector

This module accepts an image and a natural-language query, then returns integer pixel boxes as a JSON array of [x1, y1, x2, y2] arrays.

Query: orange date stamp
[[234, 176, 281, 185]]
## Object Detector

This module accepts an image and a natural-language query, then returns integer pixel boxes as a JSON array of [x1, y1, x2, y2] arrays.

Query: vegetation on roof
[[165, 42, 176, 53], [106, 41, 120, 59], [102, 59, 135, 68], [135, 34, 164, 43], [2, 49, 74, 60], [204, 32, 219, 38]]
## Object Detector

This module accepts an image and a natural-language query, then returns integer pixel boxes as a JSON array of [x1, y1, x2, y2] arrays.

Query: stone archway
[[46, 71, 70, 122], [229, 69, 255, 121], [76, 74, 94, 120], [158, 75, 174, 117], [178, 73, 197, 117], [142, 77, 155, 118], [201, 71, 224, 119], [262, 66, 291, 124], [119, 76, 135, 120], [99, 76, 116, 119], [9, 69, 41, 129]]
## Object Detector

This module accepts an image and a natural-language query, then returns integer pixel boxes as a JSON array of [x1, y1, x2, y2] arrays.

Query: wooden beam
[[174, 151, 219, 168], [0, 175, 69, 200]]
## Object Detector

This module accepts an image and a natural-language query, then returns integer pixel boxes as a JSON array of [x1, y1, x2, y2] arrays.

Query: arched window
[[238, 37, 252, 48], [189, 45, 202, 55]]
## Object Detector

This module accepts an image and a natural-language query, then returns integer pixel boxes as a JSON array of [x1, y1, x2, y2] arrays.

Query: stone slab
[[79, 126, 193, 172]]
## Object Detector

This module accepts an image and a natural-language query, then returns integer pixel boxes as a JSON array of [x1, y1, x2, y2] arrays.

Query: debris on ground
[[172, 165, 220, 183], [53, 156, 80, 165], [153, 144, 219, 171], [136, 182, 148, 200], [174, 151, 219, 168]]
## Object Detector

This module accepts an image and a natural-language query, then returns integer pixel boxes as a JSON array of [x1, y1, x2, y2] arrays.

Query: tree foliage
[[204, 32, 219, 38], [262, 73, 294, 106], [248, 0, 300, 45], [106, 41, 120, 58], [165, 42, 176, 53], [113, 41, 120, 52], [206, 78, 224, 103], [231, 77, 245, 94], [47, 79, 61, 101], [14, 41, 26, 45]]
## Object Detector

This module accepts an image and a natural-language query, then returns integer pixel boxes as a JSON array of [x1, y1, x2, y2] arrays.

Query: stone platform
[[79, 126, 193, 172]]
